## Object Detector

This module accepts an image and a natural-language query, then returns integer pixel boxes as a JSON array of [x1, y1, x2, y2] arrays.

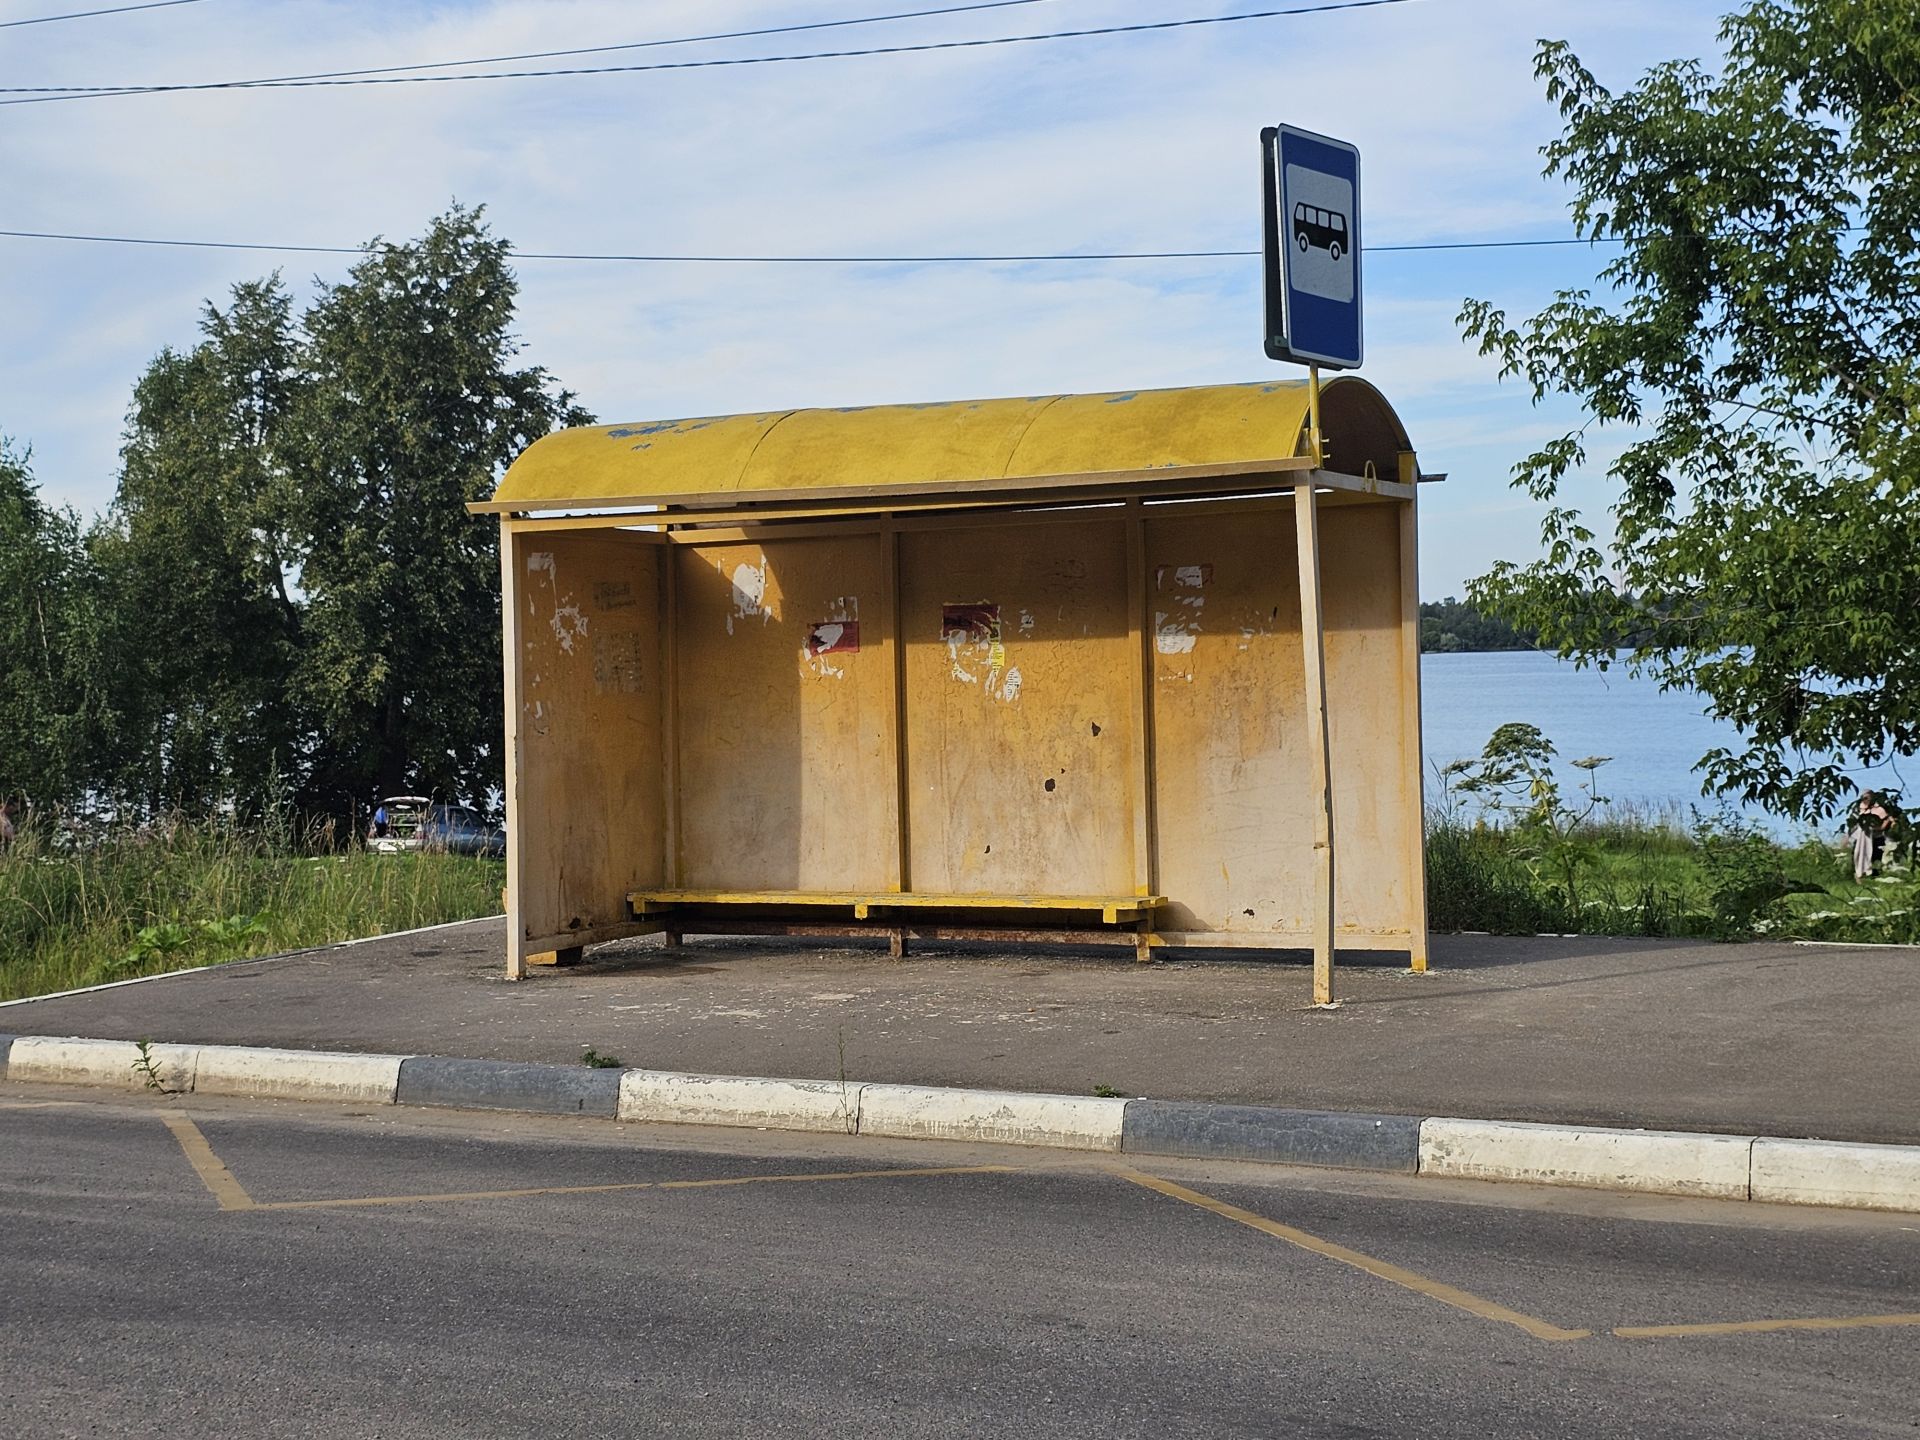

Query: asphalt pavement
[[4, 1085, 1917, 1439], [6, 918, 1918, 1143]]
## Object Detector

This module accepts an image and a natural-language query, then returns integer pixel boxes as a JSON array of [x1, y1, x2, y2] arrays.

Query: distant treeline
[[1419, 597, 1538, 653]]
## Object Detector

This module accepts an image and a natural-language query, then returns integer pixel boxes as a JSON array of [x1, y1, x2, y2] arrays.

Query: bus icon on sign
[[1293, 202, 1348, 262]]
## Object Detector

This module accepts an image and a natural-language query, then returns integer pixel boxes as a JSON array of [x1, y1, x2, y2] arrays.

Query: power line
[[0, 226, 1626, 262], [18, 0, 1070, 93], [0, 0, 1426, 106], [1, 0, 206, 28]]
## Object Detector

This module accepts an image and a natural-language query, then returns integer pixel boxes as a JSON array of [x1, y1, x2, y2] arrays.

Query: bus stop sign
[[1262, 124, 1363, 369]]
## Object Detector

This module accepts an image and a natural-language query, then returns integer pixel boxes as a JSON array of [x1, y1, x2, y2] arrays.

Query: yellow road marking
[[159, 1112, 257, 1212], [235, 1163, 1016, 1212], [1114, 1166, 1590, 1344], [1616, 1313, 1920, 1340]]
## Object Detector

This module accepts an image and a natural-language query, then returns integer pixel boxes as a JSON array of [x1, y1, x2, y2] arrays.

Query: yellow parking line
[[1616, 1313, 1920, 1340], [241, 1163, 1017, 1212], [1114, 1166, 1590, 1344], [654, 1164, 1017, 1193], [159, 1112, 257, 1212]]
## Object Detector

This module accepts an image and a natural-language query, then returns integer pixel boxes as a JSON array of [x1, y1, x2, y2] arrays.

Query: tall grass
[[0, 817, 504, 1002], [1425, 813, 1919, 943]]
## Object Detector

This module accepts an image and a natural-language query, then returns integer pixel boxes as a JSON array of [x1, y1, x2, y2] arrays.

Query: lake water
[[1420, 651, 1852, 840]]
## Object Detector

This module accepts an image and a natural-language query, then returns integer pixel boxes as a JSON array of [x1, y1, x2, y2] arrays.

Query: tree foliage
[[289, 209, 590, 803], [56, 204, 588, 822], [1459, 0, 1920, 822], [0, 442, 99, 807], [93, 279, 304, 814]]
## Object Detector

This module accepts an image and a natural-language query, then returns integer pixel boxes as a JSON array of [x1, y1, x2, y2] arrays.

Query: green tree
[[1459, 0, 1920, 822], [92, 278, 304, 814], [288, 205, 591, 807], [0, 440, 100, 809]]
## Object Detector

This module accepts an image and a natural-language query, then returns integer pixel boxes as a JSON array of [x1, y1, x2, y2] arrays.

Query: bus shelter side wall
[[1146, 499, 1417, 943], [504, 525, 668, 965]]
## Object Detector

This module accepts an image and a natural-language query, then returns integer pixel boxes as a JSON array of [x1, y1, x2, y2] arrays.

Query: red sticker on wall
[[805, 620, 860, 656]]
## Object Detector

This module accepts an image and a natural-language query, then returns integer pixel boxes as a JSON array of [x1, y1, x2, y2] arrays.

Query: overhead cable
[[1, 0, 206, 28], [0, 226, 1626, 262], [0, 0, 1426, 105], [7, 0, 1067, 91]]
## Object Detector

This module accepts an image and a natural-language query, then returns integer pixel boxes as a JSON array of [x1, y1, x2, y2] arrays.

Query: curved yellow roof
[[486, 376, 1411, 512]]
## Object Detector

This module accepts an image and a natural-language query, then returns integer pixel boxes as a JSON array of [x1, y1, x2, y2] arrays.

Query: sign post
[[1261, 123, 1363, 1007]]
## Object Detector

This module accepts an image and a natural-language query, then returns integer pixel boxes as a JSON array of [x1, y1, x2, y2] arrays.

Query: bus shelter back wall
[[505, 502, 1416, 958]]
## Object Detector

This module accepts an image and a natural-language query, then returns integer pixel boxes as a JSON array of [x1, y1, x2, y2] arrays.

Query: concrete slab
[[1751, 1137, 1920, 1213], [1124, 1102, 1421, 1172], [1420, 1117, 1755, 1200], [397, 1056, 621, 1116], [193, 1046, 402, 1105], [8, 1036, 200, 1094], [617, 1070, 858, 1133], [859, 1083, 1126, 1150]]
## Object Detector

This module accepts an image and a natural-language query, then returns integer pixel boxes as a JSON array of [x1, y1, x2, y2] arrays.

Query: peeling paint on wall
[[1154, 611, 1199, 657], [1156, 562, 1214, 591], [1154, 562, 1210, 670], [550, 602, 589, 654], [941, 602, 1002, 687]]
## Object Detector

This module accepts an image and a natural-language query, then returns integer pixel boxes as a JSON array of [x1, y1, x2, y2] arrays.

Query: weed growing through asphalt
[[579, 1047, 623, 1069], [1092, 1084, 1124, 1098], [837, 1026, 858, 1135], [131, 1038, 169, 1094]]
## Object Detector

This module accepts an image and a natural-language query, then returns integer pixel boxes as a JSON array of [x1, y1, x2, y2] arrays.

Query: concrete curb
[[399, 1056, 622, 1117], [858, 1082, 1126, 1151], [619, 1070, 858, 1133], [1126, 1101, 1421, 1173], [6, 1033, 1919, 1213], [1418, 1117, 1756, 1200]]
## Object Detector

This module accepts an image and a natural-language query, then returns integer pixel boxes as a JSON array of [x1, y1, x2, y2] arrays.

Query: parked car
[[421, 802, 506, 859], [369, 797, 505, 859]]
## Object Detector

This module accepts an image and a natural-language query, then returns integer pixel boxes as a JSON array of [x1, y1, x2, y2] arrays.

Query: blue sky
[[1, 0, 1732, 597]]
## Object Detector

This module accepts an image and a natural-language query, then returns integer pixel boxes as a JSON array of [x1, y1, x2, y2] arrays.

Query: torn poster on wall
[[941, 602, 1004, 671], [804, 620, 860, 657]]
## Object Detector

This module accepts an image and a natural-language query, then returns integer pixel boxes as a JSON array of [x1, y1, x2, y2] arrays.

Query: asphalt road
[[4, 1087, 1918, 1439]]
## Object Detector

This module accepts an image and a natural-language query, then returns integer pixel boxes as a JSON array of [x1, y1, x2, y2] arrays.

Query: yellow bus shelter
[[473, 378, 1432, 1001]]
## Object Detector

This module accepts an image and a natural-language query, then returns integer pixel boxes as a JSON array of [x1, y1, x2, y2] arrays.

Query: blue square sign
[[1262, 124, 1363, 369]]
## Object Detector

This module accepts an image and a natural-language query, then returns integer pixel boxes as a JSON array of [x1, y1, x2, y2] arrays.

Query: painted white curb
[[192, 1046, 403, 1105], [618, 1070, 858, 1134], [7, 1036, 201, 1093], [1750, 1137, 1920, 1213], [1419, 1117, 1755, 1200], [858, 1083, 1127, 1151]]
